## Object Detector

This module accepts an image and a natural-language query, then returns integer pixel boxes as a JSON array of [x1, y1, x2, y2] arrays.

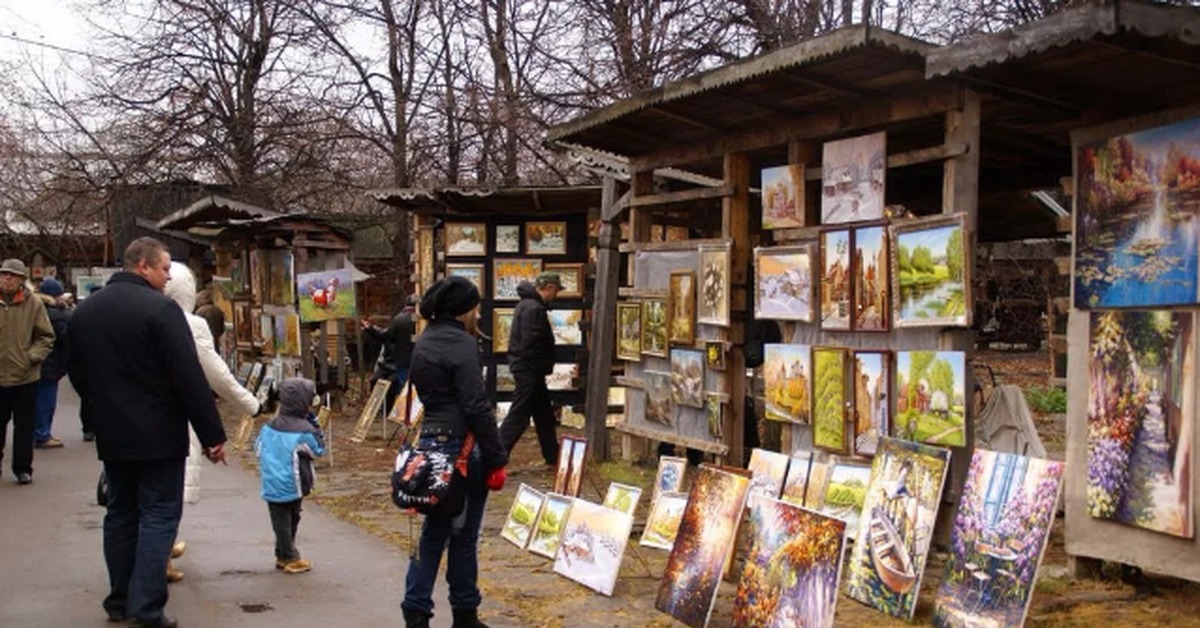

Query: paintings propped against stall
[[603, 483, 643, 516], [650, 455, 688, 510], [644, 371, 675, 426], [854, 224, 890, 331], [933, 450, 1064, 628], [813, 347, 850, 454], [547, 363, 580, 391], [496, 224, 521, 254], [697, 243, 731, 327], [892, 213, 970, 328], [820, 229, 853, 331], [668, 270, 697, 346], [845, 438, 951, 621], [755, 244, 816, 322], [761, 164, 807, 230], [553, 436, 589, 497], [492, 308, 514, 353], [763, 344, 812, 424], [780, 451, 813, 507], [853, 350, 891, 457], [526, 221, 568, 255], [501, 484, 546, 549], [641, 490, 689, 550], [746, 448, 790, 510], [894, 350, 967, 448], [705, 393, 724, 439], [297, 268, 357, 323], [733, 499, 847, 628], [527, 493, 574, 559], [670, 348, 705, 409], [553, 499, 634, 596], [818, 459, 871, 540], [267, 250, 296, 306], [1073, 116, 1200, 309], [656, 465, 752, 628], [493, 259, 543, 301], [616, 302, 642, 361], [641, 299, 669, 358], [546, 262, 584, 298], [1087, 310, 1195, 538], [446, 263, 485, 294], [549, 309, 583, 345], [445, 222, 487, 256], [821, 131, 886, 225]]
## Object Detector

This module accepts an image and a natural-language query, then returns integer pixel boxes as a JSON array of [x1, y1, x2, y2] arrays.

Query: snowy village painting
[[854, 350, 890, 456], [895, 350, 967, 447], [1088, 310, 1195, 538], [553, 499, 633, 596], [493, 258, 542, 301], [444, 222, 487, 256], [933, 450, 1064, 628], [821, 131, 886, 225], [296, 268, 356, 323], [892, 214, 970, 328], [761, 164, 807, 230], [763, 344, 811, 424], [755, 244, 815, 322], [1074, 116, 1200, 308]]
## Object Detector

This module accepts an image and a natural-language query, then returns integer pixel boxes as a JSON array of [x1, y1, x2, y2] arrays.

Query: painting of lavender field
[[1088, 310, 1194, 538], [1074, 117, 1200, 308], [933, 450, 1064, 628], [733, 499, 846, 628], [553, 499, 634, 596]]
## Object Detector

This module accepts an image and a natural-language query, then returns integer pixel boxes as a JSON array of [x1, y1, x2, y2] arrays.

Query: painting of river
[[1074, 116, 1200, 308], [891, 214, 969, 328], [1087, 310, 1194, 538]]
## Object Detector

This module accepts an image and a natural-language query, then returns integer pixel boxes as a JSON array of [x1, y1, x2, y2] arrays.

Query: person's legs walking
[[34, 378, 59, 445], [10, 382, 37, 478], [529, 381, 558, 464], [499, 372, 537, 452], [268, 501, 300, 563], [126, 458, 185, 624], [102, 461, 140, 620]]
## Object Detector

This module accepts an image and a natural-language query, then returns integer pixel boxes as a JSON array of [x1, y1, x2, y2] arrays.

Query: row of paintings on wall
[[761, 130, 888, 230], [447, 260, 584, 300], [222, 249, 299, 308], [229, 304, 302, 357], [492, 309, 583, 353], [445, 221, 572, 256]]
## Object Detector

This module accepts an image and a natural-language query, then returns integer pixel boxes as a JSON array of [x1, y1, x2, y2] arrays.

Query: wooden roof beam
[[648, 106, 724, 132]]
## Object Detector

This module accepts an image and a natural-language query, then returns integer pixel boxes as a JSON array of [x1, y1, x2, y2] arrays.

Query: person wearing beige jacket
[[0, 258, 55, 485]]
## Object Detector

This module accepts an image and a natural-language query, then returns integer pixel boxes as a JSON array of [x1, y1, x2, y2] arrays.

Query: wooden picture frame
[[495, 224, 521, 253], [852, 350, 890, 457], [667, 270, 696, 346], [697, 243, 731, 327], [492, 308, 515, 353], [444, 222, 487, 256], [812, 346, 851, 454], [493, 258, 542, 301], [641, 298, 669, 357], [526, 221, 568, 255], [891, 213, 971, 328], [761, 164, 806, 230], [853, 223, 890, 332], [754, 244, 816, 322], [545, 262, 584, 298], [705, 340, 726, 371], [820, 229, 853, 331], [234, 301, 254, 347], [446, 263, 485, 294], [616, 302, 642, 361]]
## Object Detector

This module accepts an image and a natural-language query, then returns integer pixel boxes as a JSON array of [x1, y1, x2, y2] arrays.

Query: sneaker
[[282, 558, 311, 574], [16, 473, 31, 485], [171, 541, 187, 558], [275, 560, 286, 570], [36, 437, 64, 449]]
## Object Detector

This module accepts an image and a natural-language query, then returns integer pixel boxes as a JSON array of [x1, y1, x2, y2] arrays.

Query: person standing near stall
[[499, 272, 562, 465], [0, 259, 55, 484]]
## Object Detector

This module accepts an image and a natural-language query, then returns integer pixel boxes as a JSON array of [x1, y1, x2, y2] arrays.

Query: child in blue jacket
[[256, 377, 325, 574]]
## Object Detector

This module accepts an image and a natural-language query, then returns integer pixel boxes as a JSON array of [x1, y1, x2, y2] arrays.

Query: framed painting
[[805, 458, 831, 509], [493, 258, 542, 301], [813, 347, 850, 454], [643, 371, 674, 426], [820, 229, 852, 331], [640, 298, 669, 357], [640, 490, 688, 550], [780, 451, 813, 507], [755, 244, 815, 322], [500, 484, 545, 549], [853, 224, 890, 331], [670, 348, 704, 409], [548, 309, 583, 345], [446, 263, 485, 294], [602, 482, 643, 516], [267, 249, 296, 306], [527, 493, 574, 559], [495, 401, 512, 423], [821, 131, 886, 225], [496, 224, 521, 253], [492, 308, 514, 353], [705, 393, 723, 438], [496, 364, 515, 392], [419, 226, 435, 289], [761, 164, 806, 230], [273, 314, 301, 357], [234, 301, 254, 346], [763, 344, 811, 424], [746, 448, 790, 509], [249, 248, 264, 305], [444, 222, 487, 256], [818, 458, 871, 539], [891, 213, 970, 328], [616, 302, 642, 361], [258, 313, 275, 355], [296, 268, 357, 322], [526, 221, 568, 255], [553, 435, 589, 497], [553, 498, 633, 596], [545, 262, 584, 298], [894, 350, 967, 447], [650, 455, 687, 509], [546, 363, 579, 391], [704, 340, 725, 371], [853, 350, 890, 457], [697, 243, 731, 327], [667, 270, 696, 346]]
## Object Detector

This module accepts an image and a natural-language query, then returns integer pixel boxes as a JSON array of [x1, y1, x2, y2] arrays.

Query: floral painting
[[603, 482, 643, 516], [698, 244, 730, 327], [933, 450, 1064, 628], [549, 309, 583, 345], [554, 499, 634, 596], [813, 348, 849, 453], [761, 164, 807, 230], [496, 224, 521, 253], [895, 350, 967, 447], [854, 350, 890, 456], [845, 437, 951, 620], [651, 455, 688, 509], [818, 459, 871, 538], [527, 221, 568, 255], [755, 244, 815, 322], [668, 270, 696, 345], [641, 490, 688, 550], [492, 308, 514, 353], [644, 371, 675, 426], [493, 258, 542, 301], [617, 302, 642, 361], [820, 229, 852, 331], [670, 348, 704, 409], [528, 493, 574, 559], [445, 222, 487, 256], [501, 483, 545, 548], [892, 214, 970, 328], [821, 131, 886, 225], [656, 466, 752, 628], [1088, 310, 1194, 537], [780, 452, 812, 507], [746, 448, 790, 509], [642, 299, 669, 357], [705, 341, 725, 371], [854, 225, 889, 331], [296, 268, 356, 322], [763, 344, 811, 424], [733, 499, 846, 628]]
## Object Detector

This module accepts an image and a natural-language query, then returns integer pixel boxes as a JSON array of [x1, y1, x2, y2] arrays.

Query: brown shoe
[[275, 560, 286, 570], [282, 558, 311, 574], [166, 562, 184, 583], [171, 541, 187, 558], [36, 437, 64, 449]]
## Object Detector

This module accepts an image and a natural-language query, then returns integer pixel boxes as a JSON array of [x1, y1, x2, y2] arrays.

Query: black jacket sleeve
[[452, 337, 508, 472], [156, 301, 226, 448], [520, 304, 555, 376]]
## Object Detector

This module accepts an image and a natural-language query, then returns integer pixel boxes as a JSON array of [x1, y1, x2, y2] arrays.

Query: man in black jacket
[[499, 272, 562, 465], [362, 295, 417, 413], [67, 237, 227, 628]]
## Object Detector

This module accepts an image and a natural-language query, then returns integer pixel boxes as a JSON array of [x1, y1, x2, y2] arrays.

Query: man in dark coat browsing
[[67, 237, 227, 628], [499, 272, 562, 465]]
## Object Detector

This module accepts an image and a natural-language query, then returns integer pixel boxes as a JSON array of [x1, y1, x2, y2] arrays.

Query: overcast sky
[[0, 1, 85, 77]]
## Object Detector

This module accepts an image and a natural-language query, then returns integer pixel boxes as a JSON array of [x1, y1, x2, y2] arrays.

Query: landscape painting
[[818, 459, 871, 538], [527, 493, 574, 559], [698, 244, 731, 327], [267, 249, 296, 305], [656, 466, 752, 628], [549, 309, 583, 345], [445, 222, 487, 256], [821, 131, 886, 224], [854, 224, 890, 331], [527, 221, 568, 255], [642, 299, 669, 357], [1074, 116, 1200, 308], [761, 164, 807, 230], [755, 244, 815, 322], [733, 499, 846, 628], [845, 437, 951, 620], [895, 351, 967, 447], [746, 448, 790, 509], [493, 258, 542, 300], [617, 302, 642, 360], [546, 262, 584, 298], [813, 347, 849, 453], [668, 270, 696, 345], [496, 224, 521, 253], [553, 499, 634, 596], [641, 491, 688, 550], [892, 214, 970, 328], [297, 268, 356, 322], [933, 450, 1064, 628], [854, 350, 891, 456], [1088, 310, 1195, 537], [651, 456, 688, 509], [603, 483, 643, 516], [780, 451, 813, 506], [501, 484, 545, 549], [492, 308, 514, 353], [821, 229, 852, 330], [705, 393, 723, 438], [670, 348, 705, 408], [274, 314, 301, 356], [806, 459, 831, 509], [764, 344, 811, 424], [644, 371, 675, 426], [446, 263, 485, 294]]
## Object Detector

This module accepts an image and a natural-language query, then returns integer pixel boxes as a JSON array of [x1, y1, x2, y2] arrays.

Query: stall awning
[[369, 185, 603, 217]]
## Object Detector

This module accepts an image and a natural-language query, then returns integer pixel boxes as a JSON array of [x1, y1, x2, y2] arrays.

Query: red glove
[[485, 467, 507, 491]]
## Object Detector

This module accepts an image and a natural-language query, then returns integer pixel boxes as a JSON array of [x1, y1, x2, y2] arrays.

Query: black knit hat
[[420, 276, 481, 320]]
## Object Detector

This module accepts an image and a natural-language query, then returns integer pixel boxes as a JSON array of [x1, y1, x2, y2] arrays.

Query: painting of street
[[854, 224, 890, 330], [755, 245, 815, 321], [553, 499, 633, 596], [763, 344, 811, 424], [895, 350, 967, 447], [821, 131, 886, 224], [854, 350, 891, 456], [893, 215, 969, 328], [780, 452, 813, 506], [761, 164, 806, 229], [821, 229, 852, 330]]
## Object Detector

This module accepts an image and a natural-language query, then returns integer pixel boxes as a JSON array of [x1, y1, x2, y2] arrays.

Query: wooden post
[[724, 151, 751, 467], [623, 171, 655, 462], [585, 176, 621, 461]]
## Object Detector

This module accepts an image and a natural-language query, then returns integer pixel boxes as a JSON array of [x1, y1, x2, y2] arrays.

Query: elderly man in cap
[[499, 271, 562, 465], [0, 259, 56, 484]]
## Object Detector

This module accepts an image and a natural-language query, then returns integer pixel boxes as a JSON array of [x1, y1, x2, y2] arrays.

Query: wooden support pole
[[585, 177, 620, 461], [724, 151, 751, 467], [623, 171, 656, 462]]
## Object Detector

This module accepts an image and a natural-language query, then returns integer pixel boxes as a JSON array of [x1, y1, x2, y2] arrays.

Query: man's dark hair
[[123, 237, 170, 271]]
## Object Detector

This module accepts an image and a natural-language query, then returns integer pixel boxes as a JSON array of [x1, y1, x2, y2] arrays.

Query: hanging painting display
[[527, 493, 574, 559], [492, 308, 514, 353], [853, 350, 890, 456], [821, 131, 886, 225], [705, 393, 723, 438], [933, 450, 1064, 628], [820, 229, 852, 331], [755, 244, 815, 322], [234, 302, 254, 347], [553, 499, 634, 596], [1088, 310, 1194, 537], [668, 270, 696, 345], [892, 213, 970, 328], [761, 164, 807, 230], [845, 437, 951, 620], [780, 451, 813, 506], [644, 371, 675, 426], [854, 224, 889, 331], [493, 259, 543, 301], [548, 310, 583, 345], [670, 348, 705, 409], [546, 262, 584, 298], [641, 299, 669, 357], [641, 490, 689, 550], [813, 347, 850, 453], [704, 341, 725, 371], [602, 483, 643, 516], [445, 222, 487, 256], [763, 344, 811, 424], [250, 307, 265, 346], [546, 363, 579, 391], [895, 350, 967, 447], [273, 313, 301, 357], [501, 484, 546, 548], [296, 268, 356, 322], [496, 224, 521, 253], [419, 226, 435, 290], [746, 448, 790, 509], [250, 249, 265, 305], [617, 302, 642, 361], [495, 364, 515, 392], [258, 313, 275, 355], [733, 498, 846, 628], [697, 243, 731, 327], [650, 455, 688, 509], [446, 263, 485, 293], [267, 250, 296, 306], [818, 459, 871, 538], [526, 221, 568, 255]]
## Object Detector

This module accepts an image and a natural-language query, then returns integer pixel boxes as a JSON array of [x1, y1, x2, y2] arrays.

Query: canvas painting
[[641, 299, 669, 357], [761, 164, 807, 230], [496, 364, 515, 392], [651, 455, 688, 509], [746, 448, 790, 509], [445, 222, 487, 256], [250, 249, 265, 305], [705, 393, 723, 438], [763, 344, 811, 424], [668, 270, 696, 345], [895, 350, 967, 447], [616, 302, 642, 361], [1088, 310, 1194, 537], [259, 314, 275, 355], [501, 484, 545, 548], [854, 225, 890, 331], [854, 350, 890, 456], [933, 450, 1064, 628], [644, 371, 674, 426], [546, 262, 584, 298], [76, 275, 105, 299], [821, 131, 886, 224], [806, 459, 831, 509], [813, 348, 849, 453], [495, 401, 512, 423], [603, 483, 643, 516], [250, 307, 264, 346], [697, 244, 731, 327], [493, 259, 542, 301], [641, 490, 688, 550], [419, 226, 435, 289], [1074, 117, 1200, 308], [554, 499, 634, 596], [274, 313, 301, 356], [546, 363, 579, 391], [527, 493, 574, 559], [818, 459, 871, 538], [780, 452, 813, 506], [267, 250, 295, 306], [496, 224, 521, 253], [527, 221, 568, 255], [446, 263, 485, 294], [892, 214, 970, 328], [845, 437, 951, 620], [297, 268, 356, 322], [733, 498, 846, 628], [234, 302, 254, 345], [656, 466, 752, 628], [492, 308, 514, 353], [670, 348, 704, 409], [553, 436, 589, 497], [211, 277, 236, 322], [704, 341, 725, 371], [820, 229, 852, 330], [755, 245, 815, 322], [549, 310, 583, 345]]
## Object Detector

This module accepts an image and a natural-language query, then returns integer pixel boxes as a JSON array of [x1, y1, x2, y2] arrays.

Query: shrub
[[1025, 385, 1067, 414]]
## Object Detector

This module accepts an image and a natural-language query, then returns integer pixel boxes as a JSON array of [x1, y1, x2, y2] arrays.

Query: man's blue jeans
[[384, 368, 410, 416], [33, 378, 58, 444], [402, 438, 488, 617], [102, 458, 185, 623]]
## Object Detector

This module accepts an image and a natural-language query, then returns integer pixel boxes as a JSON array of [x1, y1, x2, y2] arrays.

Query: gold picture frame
[[667, 270, 696, 346], [526, 221, 568, 255], [545, 262, 584, 298], [493, 308, 515, 353], [444, 222, 487, 256], [616, 302, 641, 361]]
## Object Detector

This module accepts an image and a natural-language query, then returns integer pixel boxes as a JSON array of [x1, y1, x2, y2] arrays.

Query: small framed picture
[[705, 340, 726, 371], [705, 393, 724, 438], [755, 244, 816, 322], [493, 308, 515, 353], [891, 213, 971, 328], [667, 270, 696, 346], [697, 243, 731, 327], [496, 225, 521, 253], [853, 223, 890, 332], [545, 262, 584, 298], [641, 299, 668, 357], [445, 222, 487, 256], [820, 229, 853, 331], [446, 263, 485, 294], [616, 302, 642, 361], [526, 221, 568, 255]]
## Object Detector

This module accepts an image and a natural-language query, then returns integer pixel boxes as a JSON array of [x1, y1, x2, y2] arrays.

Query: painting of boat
[[867, 505, 917, 594]]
